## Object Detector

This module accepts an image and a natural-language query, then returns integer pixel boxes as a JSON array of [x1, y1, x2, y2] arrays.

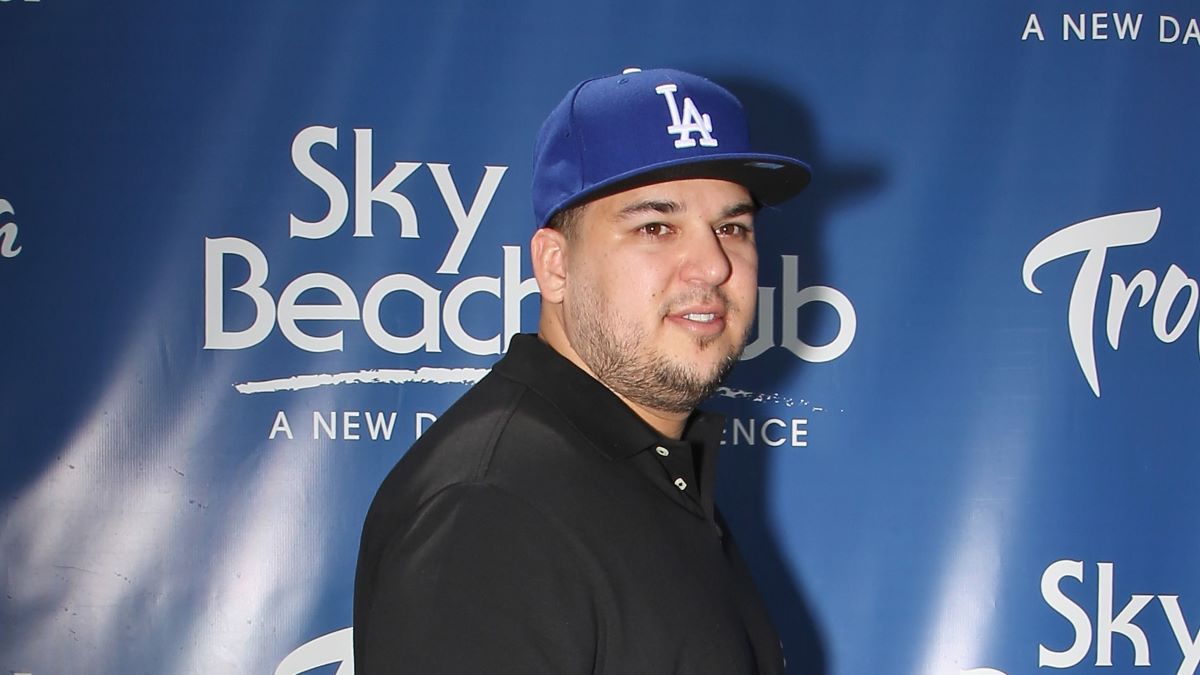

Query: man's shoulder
[[379, 371, 525, 494], [365, 368, 589, 522], [413, 370, 528, 466]]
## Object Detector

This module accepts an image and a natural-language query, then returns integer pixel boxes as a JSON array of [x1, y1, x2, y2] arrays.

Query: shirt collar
[[493, 334, 725, 461]]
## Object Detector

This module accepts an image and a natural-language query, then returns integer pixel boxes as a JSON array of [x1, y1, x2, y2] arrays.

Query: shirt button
[[655, 446, 670, 457], [674, 477, 687, 490]]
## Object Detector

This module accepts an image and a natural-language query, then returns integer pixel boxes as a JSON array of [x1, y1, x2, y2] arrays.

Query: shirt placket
[[648, 439, 705, 516]]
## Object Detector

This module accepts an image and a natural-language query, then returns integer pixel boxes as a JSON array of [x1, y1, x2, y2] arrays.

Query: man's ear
[[531, 227, 569, 303]]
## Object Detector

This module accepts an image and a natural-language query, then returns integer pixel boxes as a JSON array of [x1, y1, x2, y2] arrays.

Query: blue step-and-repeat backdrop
[[3, 2, 1199, 674]]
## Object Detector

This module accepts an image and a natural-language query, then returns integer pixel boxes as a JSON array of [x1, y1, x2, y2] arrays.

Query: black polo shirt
[[354, 334, 783, 674]]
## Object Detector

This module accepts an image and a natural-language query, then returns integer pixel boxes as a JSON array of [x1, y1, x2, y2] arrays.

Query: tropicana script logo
[[1022, 207, 1197, 397], [0, 198, 21, 259]]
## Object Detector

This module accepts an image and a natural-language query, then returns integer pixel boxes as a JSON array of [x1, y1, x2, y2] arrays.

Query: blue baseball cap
[[532, 67, 812, 228]]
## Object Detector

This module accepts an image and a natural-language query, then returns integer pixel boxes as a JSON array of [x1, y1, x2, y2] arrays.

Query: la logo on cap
[[655, 83, 718, 149]]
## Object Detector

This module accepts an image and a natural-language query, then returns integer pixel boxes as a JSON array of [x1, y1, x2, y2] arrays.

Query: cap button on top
[[621, 67, 642, 74]]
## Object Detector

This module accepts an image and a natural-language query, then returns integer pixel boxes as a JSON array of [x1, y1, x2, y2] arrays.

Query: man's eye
[[638, 223, 669, 236], [716, 222, 751, 237]]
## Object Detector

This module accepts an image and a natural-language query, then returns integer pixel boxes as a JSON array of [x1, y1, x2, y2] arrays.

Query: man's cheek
[[731, 271, 760, 313]]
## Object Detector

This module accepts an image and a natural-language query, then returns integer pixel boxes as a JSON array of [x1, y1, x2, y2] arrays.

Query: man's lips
[[666, 305, 728, 333]]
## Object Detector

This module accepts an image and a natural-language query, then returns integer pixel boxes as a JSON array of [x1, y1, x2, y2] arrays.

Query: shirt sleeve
[[356, 482, 598, 675]]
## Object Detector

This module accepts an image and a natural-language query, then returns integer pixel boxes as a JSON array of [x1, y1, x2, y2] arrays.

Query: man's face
[[560, 178, 758, 414]]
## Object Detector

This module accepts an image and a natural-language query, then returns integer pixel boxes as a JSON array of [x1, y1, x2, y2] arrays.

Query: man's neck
[[536, 328, 690, 439], [610, 391, 689, 440]]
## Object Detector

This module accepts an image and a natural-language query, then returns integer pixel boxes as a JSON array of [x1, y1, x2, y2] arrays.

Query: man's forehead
[[597, 178, 755, 215]]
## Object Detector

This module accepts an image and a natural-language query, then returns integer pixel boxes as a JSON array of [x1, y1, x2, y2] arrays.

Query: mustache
[[660, 288, 736, 315]]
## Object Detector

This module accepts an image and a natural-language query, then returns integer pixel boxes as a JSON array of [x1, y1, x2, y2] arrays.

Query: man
[[354, 67, 811, 673]]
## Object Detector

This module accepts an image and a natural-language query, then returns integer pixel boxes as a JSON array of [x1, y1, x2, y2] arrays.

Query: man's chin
[[683, 337, 745, 370], [670, 352, 740, 395], [667, 327, 733, 355]]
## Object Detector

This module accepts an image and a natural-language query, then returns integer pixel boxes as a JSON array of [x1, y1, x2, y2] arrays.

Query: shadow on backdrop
[[714, 76, 885, 674]]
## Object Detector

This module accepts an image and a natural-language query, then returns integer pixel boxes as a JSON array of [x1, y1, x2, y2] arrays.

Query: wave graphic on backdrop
[[716, 386, 830, 410]]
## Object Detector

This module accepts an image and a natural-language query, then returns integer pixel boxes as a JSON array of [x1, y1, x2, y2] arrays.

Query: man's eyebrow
[[720, 202, 758, 220], [616, 199, 682, 219], [614, 199, 757, 220]]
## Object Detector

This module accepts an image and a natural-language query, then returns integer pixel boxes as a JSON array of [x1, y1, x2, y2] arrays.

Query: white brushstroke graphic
[[234, 369, 835, 415], [234, 367, 490, 394]]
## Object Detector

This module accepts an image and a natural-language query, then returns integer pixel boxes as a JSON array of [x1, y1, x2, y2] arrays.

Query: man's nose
[[678, 228, 733, 286]]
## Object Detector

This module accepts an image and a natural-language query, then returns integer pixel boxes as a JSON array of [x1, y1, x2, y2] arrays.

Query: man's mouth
[[664, 293, 733, 335], [667, 305, 728, 335]]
